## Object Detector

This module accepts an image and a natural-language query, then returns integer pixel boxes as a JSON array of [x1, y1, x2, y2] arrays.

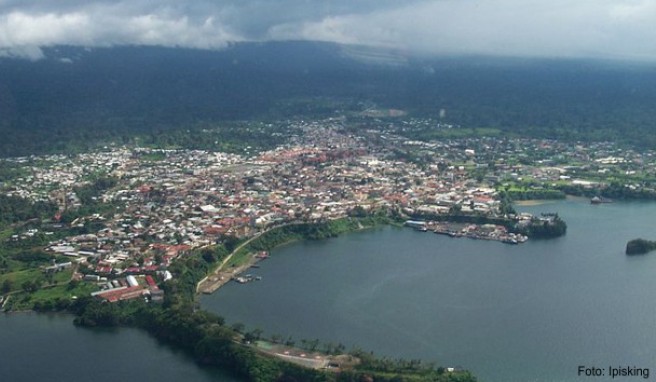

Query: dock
[[426, 222, 528, 244], [198, 251, 268, 294]]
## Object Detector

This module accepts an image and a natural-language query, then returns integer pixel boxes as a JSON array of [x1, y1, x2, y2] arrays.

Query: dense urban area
[[2, 113, 654, 380]]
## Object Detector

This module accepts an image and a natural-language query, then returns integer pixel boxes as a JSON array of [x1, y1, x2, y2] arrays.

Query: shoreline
[[196, 218, 392, 295], [513, 199, 557, 206], [195, 209, 571, 296]]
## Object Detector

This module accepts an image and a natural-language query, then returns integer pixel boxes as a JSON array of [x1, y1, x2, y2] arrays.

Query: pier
[[198, 252, 268, 294], [409, 220, 528, 244]]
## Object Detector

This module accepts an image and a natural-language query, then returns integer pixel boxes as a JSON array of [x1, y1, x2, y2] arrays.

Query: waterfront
[[0, 313, 239, 382], [202, 199, 656, 382]]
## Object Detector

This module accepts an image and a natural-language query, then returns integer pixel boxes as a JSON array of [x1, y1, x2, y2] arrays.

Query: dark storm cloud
[[1, 0, 655, 61]]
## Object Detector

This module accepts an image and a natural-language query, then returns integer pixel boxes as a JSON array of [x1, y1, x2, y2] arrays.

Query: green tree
[[22, 279, 41, 293], [67, 279, 80, 290], [1, 279, 12, 293]]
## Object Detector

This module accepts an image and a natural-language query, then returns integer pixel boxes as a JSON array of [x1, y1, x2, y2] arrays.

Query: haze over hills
[[1, 41, 656, 156]]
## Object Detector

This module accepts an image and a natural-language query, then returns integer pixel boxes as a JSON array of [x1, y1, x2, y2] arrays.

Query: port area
[[406, 220, 528, 244], [198, 251, 268, 294]]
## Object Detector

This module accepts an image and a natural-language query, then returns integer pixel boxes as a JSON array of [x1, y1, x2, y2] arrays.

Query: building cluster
[[4, 118, 656, 301], [378, 120, 656, 192]]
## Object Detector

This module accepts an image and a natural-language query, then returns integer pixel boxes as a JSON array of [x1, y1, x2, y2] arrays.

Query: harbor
[[198, 251, 269, 294], [405, 220, 528, 244]]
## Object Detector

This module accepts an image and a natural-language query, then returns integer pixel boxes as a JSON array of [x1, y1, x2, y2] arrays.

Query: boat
[[405, 220, 427, 231], [591, 196, 613, 204], [233, 274, 261, 284]]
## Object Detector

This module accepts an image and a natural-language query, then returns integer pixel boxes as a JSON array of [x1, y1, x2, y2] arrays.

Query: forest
[[0, 195, 56, 226], [2, 42, 656, 157], [514, 214, 567, 239]]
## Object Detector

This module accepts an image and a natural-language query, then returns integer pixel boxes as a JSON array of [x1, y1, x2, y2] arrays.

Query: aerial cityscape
[[3, 1, 656, 381], [3, 118, 582, 301], [2, 112, 654, 380]]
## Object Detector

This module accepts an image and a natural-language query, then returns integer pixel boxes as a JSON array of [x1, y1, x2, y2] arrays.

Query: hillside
[[2, 42, 656, 156]]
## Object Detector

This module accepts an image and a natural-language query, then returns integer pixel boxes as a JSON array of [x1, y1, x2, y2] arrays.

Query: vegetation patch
[[626, 238, 656, 255]]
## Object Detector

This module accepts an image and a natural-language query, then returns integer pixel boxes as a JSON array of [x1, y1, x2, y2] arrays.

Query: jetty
[[196, 228, 270, 294], [198, 251, 268, 294]]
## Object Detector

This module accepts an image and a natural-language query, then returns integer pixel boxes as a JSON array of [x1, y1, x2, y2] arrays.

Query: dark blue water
[[202, 199, 656, 381], [0, 313, 239, 382]]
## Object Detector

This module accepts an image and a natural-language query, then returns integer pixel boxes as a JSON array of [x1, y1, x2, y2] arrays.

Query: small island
[[625, 238, 656, 255]]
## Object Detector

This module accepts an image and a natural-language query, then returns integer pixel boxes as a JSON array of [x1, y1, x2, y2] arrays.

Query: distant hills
[[1, 41, 656, 156]]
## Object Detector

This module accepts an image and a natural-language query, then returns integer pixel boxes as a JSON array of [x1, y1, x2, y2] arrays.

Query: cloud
[[0, 44, 44, 60], [0, 3, 243, 58], [268, 0, 656, 61], [0, 0, 655, 61]]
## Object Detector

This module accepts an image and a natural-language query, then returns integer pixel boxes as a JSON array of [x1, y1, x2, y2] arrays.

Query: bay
[[202, 199, 656, 381], [0, 313, 239, 382]]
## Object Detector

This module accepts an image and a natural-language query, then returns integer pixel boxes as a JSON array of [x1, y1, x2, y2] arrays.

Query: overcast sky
[[1, 0, 655, 61]]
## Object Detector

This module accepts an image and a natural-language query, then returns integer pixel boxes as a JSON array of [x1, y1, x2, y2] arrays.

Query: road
[[196, 231, 263, 294], [196, 222, 309, 294]]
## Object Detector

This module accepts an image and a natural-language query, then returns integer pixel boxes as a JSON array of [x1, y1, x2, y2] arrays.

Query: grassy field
[[0, 268, 43, 292], [31, 282, 97, 302], [0, 227, 14, 241], [1, 268, 76, 292], [140, 151, 167, 162], [225, 248, 253, 268], [4, 280, 98, 311]]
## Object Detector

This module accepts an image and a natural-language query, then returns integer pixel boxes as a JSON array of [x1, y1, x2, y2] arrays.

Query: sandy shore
[[513, 200, 555, 206]]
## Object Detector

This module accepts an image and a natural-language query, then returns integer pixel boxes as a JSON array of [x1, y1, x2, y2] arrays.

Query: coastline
[[514, 195, 587, 206], [4, 218, 476, 382], [196, 217, 395, 295], [196, 206, 572, 296], [513, 199, 556, 206], [4, 209, 566, 380]]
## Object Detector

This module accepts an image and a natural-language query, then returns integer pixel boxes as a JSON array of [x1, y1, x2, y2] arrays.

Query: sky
[[1, 0, 656, 61]]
